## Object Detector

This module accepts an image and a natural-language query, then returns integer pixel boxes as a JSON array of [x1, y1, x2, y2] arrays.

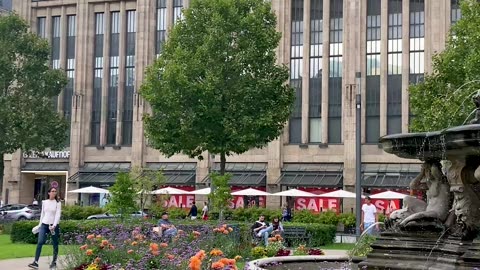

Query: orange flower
[[222, 230, 229, 235], [211, 261, 225, 270], [131, 241, 138, 246], [149, 243, 159, 251], [234, 255, 242, 261], [101, 239, 109, 246], [151, 250, 160, 256], [80, 244, 88, 250], [87, 234, 95, 240], [96, 235, 102, 239], [94, 257, 101, 264], [193, 231, 201, 236], [167, 254, 175, 260], [178, 229, 184, 234], [228, 227, 233, 232], [209, 249, 223, 257], [109, 244, 115, 250], [127, 249, 134, 254], [160, 242, 168, 248], [195, 250, 206, 260], [86, 249, 93, 256], [188, 256, 202, 270]]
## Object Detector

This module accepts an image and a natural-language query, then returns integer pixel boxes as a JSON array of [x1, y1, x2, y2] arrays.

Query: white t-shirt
[[362, 203, 377, 223], [39, 199, 62, 227], [202, 205, 208, 216]]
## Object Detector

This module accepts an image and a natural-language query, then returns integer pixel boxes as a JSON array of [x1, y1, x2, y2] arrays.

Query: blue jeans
[[163, 227, 177, 238], [35, 224, 59, 263], [257, 226, 274, 246], [363, 222, 375, 235]]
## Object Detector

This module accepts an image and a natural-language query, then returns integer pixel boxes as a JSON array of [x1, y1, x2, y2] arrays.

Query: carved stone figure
[[469, 92, 480, 124]]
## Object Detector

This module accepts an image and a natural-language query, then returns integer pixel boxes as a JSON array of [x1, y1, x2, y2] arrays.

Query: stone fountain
[[358, 96, 480, 269]]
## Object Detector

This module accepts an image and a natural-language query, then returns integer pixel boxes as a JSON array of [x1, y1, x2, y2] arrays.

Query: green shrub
[[318, 210, 340, 226], [378, 213, 387, 223], [230, 207, 282, 222], [292, 209, 318, 223], [166, 207, 189, 219], [339, 213, 356, 227], [348, 234, 376, 257], [62, 205, 104, 220], [283, 223, 336, 246]]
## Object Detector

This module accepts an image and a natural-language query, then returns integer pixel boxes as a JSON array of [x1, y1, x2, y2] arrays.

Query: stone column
[[116, 2, 127, 146], [301, 0, 310, 144], [401, 0, 410, 133], [100, 4, 111, 146], [379, 0, 388, 136], [58, 7, 67, 115], [321, 0, 330, 143]]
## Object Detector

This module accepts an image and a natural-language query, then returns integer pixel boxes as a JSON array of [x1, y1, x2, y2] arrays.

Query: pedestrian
[[28, 187, 61, 270], [360, 196, 379, 235], [187, 201, 198, 220], [201, 202, 209, 220], [32, 198, 38, 206]]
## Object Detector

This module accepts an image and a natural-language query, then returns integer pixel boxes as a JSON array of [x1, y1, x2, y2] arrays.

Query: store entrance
[[34, 175, 66, 202]]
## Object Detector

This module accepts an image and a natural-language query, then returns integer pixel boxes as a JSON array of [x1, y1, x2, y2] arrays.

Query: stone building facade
[[3, 0, 461, 210]]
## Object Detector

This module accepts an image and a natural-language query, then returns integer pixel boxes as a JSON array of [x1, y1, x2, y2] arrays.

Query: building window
[[387, 0, 402, 135], [328, 0, 342, 144], [63, 15, 76, 146], [156, 0, 167, 56], [122, 10, 136, 146], [451, 0, 461, 24], [173, 0, 183, 24], [309, 0, 323, 143], [37, 17, 46, 38], [289, 0, 303, 144], [409, 0, 424, 84], [91, 13, 104, 145], [366, 0, 381, 143], [107, 12, 120, 145], [51, 16, 61, 111]]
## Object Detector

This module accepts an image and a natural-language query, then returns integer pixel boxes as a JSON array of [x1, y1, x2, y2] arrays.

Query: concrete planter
[[245, 255, 349, 270]]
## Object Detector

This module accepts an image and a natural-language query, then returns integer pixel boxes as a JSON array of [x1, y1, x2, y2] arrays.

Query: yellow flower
[[209, 249, 223, 257], [234, 255, 242, 261]]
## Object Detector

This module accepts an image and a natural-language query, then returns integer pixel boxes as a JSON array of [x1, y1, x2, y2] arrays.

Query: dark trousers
[[34, 223, 59, 262]]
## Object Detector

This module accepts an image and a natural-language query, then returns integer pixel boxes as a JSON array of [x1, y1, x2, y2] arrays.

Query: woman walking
[[28, 187, 62, 269]]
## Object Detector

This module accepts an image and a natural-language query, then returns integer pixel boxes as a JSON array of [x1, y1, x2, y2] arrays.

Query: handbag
[[32, 225, 40, 234]]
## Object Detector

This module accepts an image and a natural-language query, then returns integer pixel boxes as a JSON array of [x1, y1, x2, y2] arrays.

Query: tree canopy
[[0, 14, 67, 154], [409, 0, 480, 132], [141, 0, 294, 173]]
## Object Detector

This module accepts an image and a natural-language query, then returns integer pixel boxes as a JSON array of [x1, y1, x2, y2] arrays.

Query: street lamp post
[[355, 72, 362, 238]]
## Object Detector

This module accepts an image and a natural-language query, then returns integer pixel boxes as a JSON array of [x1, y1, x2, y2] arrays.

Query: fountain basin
[[245, 255, 354, 270]]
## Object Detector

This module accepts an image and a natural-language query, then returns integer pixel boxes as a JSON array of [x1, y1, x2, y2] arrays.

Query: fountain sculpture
[[359, 95, 480, 269]]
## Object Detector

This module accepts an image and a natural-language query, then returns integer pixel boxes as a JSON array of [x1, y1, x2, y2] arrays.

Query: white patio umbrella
[[69, 186, 110, 194], [231, 188, 271, 196], [271, 188, 318, 197], [189, 187, 211, 195], [318, 189, 364, 198], [151, 187, 190, 195], [370, 191, 407, 199]]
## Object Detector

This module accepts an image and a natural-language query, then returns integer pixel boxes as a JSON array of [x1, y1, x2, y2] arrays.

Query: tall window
[[37, 17, 46, 38], [91, 13, 104, 145], [309, 0, 323, 143], [366, 0, 381, 143], [173, 0, 183, 24], [289, 0, 303, 144], [409, 0, 424, 84], [64, 15, 76, 146], [328, 0, 343, 143], [107, 12, 120, 145], [156, 0, 167, 56], [51, 16, 61, 111], [122, 11, 136, 146], [387, 0, 402, 135], [451, 0, 461, 24]]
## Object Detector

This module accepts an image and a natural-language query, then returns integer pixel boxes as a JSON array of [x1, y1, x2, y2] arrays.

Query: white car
[[86, 211, 148, 220]]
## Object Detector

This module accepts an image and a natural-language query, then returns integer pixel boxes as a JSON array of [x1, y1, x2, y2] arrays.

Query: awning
[[362, 163, 421, 188], [277, 163, 343, 187], [22, 162, 69, 171], [146, 163, 196, 185], [202, 163, 267, 186]]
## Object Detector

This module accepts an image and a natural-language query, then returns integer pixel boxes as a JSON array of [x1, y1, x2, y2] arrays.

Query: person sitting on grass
[[158, 212, 178, 238], [256, 216, 284, 246]]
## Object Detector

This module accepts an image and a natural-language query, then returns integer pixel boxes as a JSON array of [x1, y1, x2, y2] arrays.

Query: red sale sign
[[294, 188, 340, 213], [229, 187, 266, 209], [160, 186, 195, 208]]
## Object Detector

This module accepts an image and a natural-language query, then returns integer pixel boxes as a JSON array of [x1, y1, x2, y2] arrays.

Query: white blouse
[[39, 199, 61, 227]]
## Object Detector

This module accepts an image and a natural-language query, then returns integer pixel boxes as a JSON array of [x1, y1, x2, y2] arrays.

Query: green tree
[[141, 0, 294, 174], [130, 166, 165, 213], [208, 173, 233, 221], [0, 14, 67, 191], [409, 0, 480, 132], [107, 172, 137, 217]]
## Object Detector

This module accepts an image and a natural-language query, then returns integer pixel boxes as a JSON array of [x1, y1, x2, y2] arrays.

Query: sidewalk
[[0, 256, 65, 270]]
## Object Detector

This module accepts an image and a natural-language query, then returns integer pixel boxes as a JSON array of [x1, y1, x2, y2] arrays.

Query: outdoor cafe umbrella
[[68, 186, 110, 194], [231, 188, 271, 196], [318, 189, 363, 213], [151, 187, 190, 195], [370, 191, 407, 199], [271, 188, 318, 197], [189, 187, 211, 195]]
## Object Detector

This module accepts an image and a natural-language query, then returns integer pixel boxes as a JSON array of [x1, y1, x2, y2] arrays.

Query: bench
[[283, 227, 309, 247]]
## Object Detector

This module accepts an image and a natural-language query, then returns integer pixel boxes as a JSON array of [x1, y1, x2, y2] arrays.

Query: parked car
[[86, 211, 148, 220], [0, 204, 41, 221]]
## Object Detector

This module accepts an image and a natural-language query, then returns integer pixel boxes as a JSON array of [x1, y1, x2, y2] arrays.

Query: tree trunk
[[0, 156, 3, 203], [220, 152, 226, 175]]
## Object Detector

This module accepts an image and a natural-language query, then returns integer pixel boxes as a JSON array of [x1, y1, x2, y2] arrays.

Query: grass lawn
[[320, 242, 355, 250], [0, 234, 69, 260]]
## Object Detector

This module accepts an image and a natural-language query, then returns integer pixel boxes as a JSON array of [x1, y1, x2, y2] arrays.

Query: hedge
[[11, 220, 336, 247], [62, 205, 104, 220]]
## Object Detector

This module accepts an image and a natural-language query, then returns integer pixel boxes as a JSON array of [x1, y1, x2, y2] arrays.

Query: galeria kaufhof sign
[[23, 151, 70, 159]]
